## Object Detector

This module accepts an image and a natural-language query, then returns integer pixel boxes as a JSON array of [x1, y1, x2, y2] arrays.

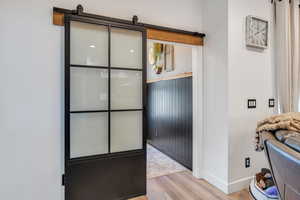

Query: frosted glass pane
[[111, 28, 142, 69], [71, 113, 108, 158], [111, 70, 142, 110], [71, 21, 108, 66], [70, 68, 108, 111], [111, 111, 143, 153]]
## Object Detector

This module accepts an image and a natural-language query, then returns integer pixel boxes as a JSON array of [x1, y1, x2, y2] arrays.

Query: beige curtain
[[275, 0, 300, 113]]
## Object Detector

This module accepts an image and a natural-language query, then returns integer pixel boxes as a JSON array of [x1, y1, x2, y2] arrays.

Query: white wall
[[202, 0, 275, 194], [0, 1, 63, 200], [227, 0, 275, 193], [0, 0, 203, 200], [202, 0, 230, 192]]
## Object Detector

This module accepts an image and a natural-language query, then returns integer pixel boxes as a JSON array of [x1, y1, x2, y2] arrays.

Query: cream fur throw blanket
[[255, 112, 300, 151]]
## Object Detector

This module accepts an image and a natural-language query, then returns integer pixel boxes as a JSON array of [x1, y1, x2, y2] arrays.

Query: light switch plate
[[248, 99, 256, 109]]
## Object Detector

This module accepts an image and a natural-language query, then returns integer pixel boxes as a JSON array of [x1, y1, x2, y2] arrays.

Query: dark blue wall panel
[[147, 77, 193, 170]]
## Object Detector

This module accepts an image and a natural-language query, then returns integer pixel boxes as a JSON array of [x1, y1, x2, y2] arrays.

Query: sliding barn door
[[64, 15, 146, 200]]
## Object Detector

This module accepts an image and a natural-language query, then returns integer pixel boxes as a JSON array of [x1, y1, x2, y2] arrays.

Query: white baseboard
[[202, 171, 229, 194], [202, 171, 253, 194], [228, 176, 253, 194]]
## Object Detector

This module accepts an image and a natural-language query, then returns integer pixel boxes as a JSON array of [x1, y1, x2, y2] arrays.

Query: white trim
[[202, 171, 229, 194], [192, 46, 204, 179], [202, 172, 253, 194], [228, 176, 253, 194]]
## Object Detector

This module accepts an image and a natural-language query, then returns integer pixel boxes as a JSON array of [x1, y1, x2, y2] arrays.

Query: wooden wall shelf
[[147, 72, 192, 83]]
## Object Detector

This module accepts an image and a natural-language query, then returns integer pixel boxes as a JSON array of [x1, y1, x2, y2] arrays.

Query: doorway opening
[[146, 40, 202, 180]]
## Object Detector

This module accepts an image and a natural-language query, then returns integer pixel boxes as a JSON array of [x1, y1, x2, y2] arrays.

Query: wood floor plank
[[154, 176, 184, 200], [171, 172, 226, 200], [163, 175, 200, 200], [130, 171, 251, 200], [229, 189, 251, 200], [181, 172, 231, 200], [147, 177, 173, 200], [129, 196, 147, 200]]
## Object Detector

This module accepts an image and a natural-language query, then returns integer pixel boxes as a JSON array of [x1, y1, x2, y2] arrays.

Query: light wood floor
[[130, 171, 251, 200]]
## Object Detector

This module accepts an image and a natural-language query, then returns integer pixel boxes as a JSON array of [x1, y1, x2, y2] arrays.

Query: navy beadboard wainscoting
[[147, 76, 193, 170]]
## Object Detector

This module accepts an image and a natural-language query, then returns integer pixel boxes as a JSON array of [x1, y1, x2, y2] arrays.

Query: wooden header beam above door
[[147, 29, 203, 46], [53, 11, 64, 26], [53, 5, 205, 46]]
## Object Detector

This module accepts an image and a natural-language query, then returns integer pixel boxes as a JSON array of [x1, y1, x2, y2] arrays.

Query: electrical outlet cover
[[245, 157, 250, 168], [269, 99, 275, 108]]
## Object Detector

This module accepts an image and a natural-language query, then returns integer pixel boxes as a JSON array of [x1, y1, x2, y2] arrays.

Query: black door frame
[[64, 13, 147, 200]]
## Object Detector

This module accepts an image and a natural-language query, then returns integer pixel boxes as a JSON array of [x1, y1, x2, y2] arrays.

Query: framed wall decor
[[246, 16, 268, 49], [164, 44, 174, 72], [149, 43, 164, 74], [149, 43, 175, 74]]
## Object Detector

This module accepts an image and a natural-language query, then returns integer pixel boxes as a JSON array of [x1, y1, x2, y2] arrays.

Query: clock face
[[246, 16, 268, 48]]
